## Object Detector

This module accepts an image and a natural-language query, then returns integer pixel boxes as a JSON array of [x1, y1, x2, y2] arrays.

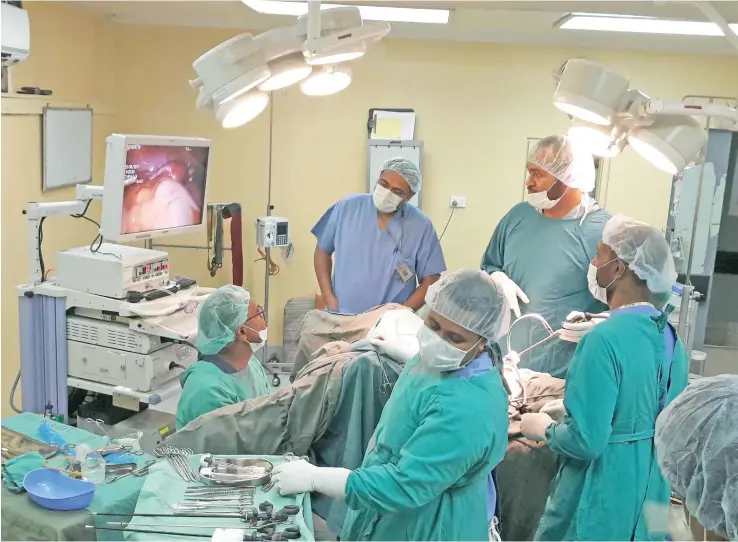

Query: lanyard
[[384, 209, 405, 255]]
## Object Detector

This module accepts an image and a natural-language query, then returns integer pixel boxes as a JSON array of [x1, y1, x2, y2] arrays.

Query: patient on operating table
[[176, 285, 271, 430]]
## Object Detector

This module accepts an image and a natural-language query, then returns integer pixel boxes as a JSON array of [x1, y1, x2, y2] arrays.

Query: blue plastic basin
[[23, 468, 95, 511]]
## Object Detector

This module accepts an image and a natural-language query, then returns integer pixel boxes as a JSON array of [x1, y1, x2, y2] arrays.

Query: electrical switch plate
[[450, 196, 467, 208]]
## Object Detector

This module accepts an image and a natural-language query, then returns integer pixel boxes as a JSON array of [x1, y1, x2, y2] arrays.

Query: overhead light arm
[[642, 98, 738, 127], [693, 1, 738, 52], [307, 0, 322, 42]]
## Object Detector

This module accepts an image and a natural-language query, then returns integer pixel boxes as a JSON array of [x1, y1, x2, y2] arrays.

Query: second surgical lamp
[[554, 58, 738, 174], [189, 4, 390, 128]]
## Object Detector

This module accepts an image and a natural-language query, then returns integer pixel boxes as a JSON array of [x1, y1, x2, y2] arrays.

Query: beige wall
[[3, 2, 738, 408]]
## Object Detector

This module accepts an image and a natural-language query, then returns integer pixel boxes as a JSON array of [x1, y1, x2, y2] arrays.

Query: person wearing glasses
[[176, 285, 270, 429], [312, 157, 446, 314]]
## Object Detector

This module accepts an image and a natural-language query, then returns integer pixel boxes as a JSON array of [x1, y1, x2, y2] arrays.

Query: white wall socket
[[450, 196, 467, 208]]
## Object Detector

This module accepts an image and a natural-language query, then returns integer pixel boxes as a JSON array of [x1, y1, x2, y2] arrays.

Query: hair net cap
[[196, 285, 251, 355], [602, 214, 677, 294], [655, 375, 738, 540], [424, 270, 508, 341], [528, 135, 596, 192], [382, 157, 422, 193]]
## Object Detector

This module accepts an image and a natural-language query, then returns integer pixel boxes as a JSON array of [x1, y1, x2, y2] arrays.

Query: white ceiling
[[76, 0, 738, 55]]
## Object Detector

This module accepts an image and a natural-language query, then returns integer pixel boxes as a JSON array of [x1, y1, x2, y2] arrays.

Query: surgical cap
[[425, 270, 507, 341], [528, 135, 596, 192], [602, 214, 677, 294], [655, 375, 738, 540], [196, 284, 251, 355], [382, 157, 422, 193]]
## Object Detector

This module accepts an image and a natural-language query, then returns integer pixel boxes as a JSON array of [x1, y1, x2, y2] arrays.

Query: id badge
[[396, 264, 414, 282]]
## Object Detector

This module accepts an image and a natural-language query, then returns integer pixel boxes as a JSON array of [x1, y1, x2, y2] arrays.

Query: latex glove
[[540, 399, 566, 423], [271, 460, 350, 501], [520, 412, 555, 442], [368, 337, 419, 364], [489, 272, 529, 318]]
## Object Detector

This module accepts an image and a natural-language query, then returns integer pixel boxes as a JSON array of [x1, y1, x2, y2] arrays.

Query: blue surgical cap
[[603, 214, 677, 294], [382, 157, 422, 193], [655, 375, 738, 541], [425, 270, 507, 341], [196, 285, 251, 355]]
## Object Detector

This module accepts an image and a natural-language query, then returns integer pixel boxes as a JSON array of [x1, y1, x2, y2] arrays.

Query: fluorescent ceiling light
[[243, 0, 449, 24], [558, 13, 738, 37]]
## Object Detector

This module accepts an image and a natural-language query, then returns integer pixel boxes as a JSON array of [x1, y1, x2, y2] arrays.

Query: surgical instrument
[[186, 487, 255, 497], [155, 445, 198, 482], [107, 459, 155, 483], [90, 505, 300, 521], [86, 525, 210, 538]]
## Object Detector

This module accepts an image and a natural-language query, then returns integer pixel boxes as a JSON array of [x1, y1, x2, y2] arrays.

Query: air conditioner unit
[[1, 2, 30, 66]]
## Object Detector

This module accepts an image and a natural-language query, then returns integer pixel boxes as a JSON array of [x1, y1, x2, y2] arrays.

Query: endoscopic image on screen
[[121, 144, 209, 235]]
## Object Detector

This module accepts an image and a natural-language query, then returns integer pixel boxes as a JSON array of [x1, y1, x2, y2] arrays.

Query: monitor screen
[[121, 144, 210, 236]]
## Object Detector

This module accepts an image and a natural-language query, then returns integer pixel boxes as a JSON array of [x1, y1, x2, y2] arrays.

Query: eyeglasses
[[245, 305, 264, 323], [378, 178, 410, 199]]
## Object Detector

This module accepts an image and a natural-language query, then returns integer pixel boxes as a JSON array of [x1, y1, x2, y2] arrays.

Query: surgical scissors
[[107, 459, 155, 483]]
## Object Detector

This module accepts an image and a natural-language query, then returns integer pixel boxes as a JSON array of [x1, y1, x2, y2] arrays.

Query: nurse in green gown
[[521, 215, 689, 541], [271, 270, 511, 541], [176, 285, 271, 430], [482, 135, 610, 378]]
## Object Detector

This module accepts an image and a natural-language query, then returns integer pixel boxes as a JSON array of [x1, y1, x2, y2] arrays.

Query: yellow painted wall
[[1, 2, 117, 409], [3, 3, 738, 412], [109, 23, 738, 342]]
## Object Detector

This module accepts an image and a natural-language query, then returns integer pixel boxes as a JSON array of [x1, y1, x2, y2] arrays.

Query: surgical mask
[[526, 183, 566, 210], [417, 325, 481, 372], [373, 184, 404, 214], [246, 327, 267, 353], [587, 259, 619, 304]]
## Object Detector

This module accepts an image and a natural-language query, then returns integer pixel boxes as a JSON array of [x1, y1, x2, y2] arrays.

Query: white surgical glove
[[540, 399, 566, 423], [271, 460, 350, 501], [520, 412, 555, 442], [489, 272, 529, 318]]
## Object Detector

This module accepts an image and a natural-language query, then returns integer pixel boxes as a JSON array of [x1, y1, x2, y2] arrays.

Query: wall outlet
[[450, 196, 467, 208]]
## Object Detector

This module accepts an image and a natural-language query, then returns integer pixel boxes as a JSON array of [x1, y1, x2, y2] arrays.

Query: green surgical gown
[[481, 202, 610, 377], [535, 311, 689, 541], [176, 357, 270, 430], [341, 355, 509, 541]]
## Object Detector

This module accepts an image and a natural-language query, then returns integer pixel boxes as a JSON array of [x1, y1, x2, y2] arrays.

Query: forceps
[[107, 459, 155, 483]]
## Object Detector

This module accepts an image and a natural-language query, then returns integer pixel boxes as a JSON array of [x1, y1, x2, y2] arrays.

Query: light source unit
[[554, 59, 631, 126], [300, 65, 352, 96], [259, 53, 313, 91], [627, 115, 708, 175], [567, 121, 626, 158]]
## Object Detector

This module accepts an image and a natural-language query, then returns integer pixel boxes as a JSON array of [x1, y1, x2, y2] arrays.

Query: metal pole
[[676, 107, 712, 349], [264, 93, 274, 332], [150, 243, 232, 252]]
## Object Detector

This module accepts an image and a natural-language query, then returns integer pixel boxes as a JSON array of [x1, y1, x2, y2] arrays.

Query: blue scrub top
[[455, 351, 498, 524], [312, 194, 446, 314]]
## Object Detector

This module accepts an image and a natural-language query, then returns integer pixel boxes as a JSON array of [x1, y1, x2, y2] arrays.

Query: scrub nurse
[[655, 375, 738, 542], [482, 135, 610, 377], [176, 285, 271, 429], [312, 157, 446, 314], [520, 215, 688, 541], [272, 270, 510, 541]]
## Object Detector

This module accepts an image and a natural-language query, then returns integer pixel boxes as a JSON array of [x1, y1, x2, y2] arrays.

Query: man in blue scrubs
[[481, 135, 610, 377], [312, 158, 446, 314]]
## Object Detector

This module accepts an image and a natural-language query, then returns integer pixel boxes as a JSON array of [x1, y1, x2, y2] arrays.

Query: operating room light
[[217, 91, 270, 128], [553, 59, 631, 126], [557, 13, 732, 36], [242, 0, 450, 24], [627, 116, 708, 175], [300, 65, 352, 96], [567, 124, 625, 158], [258, 54, 313, 91]]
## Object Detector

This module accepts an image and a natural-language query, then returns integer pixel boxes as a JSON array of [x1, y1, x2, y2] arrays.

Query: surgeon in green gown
[[520, 215, 689, 541], [271, 270, 510, 541], [176, 285, 271, 430], [482, 135, 610, 377]]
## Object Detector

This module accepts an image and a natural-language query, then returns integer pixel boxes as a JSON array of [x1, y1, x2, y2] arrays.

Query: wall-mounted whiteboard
[[42, 107, 93, 191], [367, 139, 423, 209]]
